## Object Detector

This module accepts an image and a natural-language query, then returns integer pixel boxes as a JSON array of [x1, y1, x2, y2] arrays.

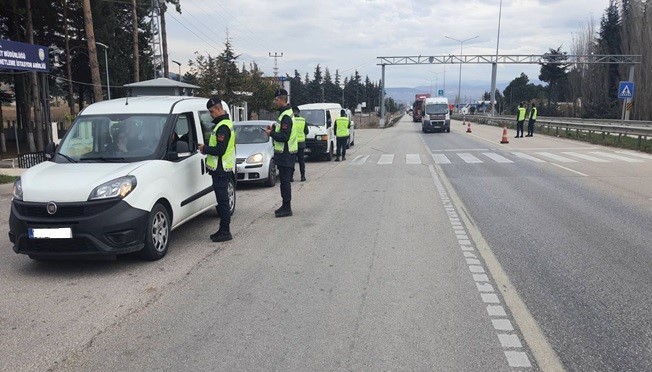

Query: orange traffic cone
[[466, 121, 472, 133], [500, 125, 509, 144]]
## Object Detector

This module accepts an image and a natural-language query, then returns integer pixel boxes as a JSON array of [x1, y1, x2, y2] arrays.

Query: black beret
[[274, 89, 288, 97], [292, 105, 300, 113], [206, 95, 221, 109]]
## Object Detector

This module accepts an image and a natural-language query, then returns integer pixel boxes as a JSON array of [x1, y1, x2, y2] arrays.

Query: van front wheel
[[140, 203, 170, 261], [325, 144, 333, 161]]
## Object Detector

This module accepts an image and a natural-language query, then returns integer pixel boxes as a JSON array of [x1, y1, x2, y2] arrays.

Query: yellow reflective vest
[[530, 107, 538, 120], [206, 118, 235, 172], [294, 116, 306, 143], [274, 108, 298, 153], [334, 116, 350, 137], [517, 107, 526, 121]]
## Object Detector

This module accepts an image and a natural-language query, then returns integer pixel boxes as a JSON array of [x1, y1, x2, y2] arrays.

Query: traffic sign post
[[618, 81, 635, 122]]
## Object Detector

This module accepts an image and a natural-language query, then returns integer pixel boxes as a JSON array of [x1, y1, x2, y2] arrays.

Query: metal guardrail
[[453, 114, 652, 150], [491, 115, 652, 128]]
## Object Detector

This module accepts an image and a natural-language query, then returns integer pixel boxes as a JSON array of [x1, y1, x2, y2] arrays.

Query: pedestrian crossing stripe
[[347, 152, 645, 165]]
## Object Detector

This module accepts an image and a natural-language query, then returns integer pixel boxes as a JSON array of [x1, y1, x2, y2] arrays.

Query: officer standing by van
[[198, 95, 235, 242], [333, 109, 350, 161], [515, 102, 526, 138], [292, 105, 309, 182], [526, 102, 537, 137], [264, 89, 297, 217]]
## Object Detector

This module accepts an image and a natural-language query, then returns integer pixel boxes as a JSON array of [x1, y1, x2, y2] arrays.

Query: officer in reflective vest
[[292, 105, 309, 182], [198, 95, 235, 242], [264, 89, 297, 217], [515, 102, 526, 138], [333, 109, 350, 161], [526, 103, 537, 137]]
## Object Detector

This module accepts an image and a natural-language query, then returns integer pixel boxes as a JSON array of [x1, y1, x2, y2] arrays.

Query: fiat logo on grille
[[46, 202, 58, 215]]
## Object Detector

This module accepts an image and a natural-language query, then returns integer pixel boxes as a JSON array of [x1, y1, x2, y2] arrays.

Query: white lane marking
[[492, 319, 515, 331], [350, 155, 369, 165], [476, 283, 495, 292], [377, 154, 394, 165], [511, 152, 546, 163], [432, 153, 451, 164], [615, 151, 652, 160], [487, 305, 507, 317], [444, 148, 490, 151], [590, 151, 644, 163], [457, 153, 483, 163], [498, 334, 524, 348], [505, 351, 533, 368], [536, 152, 578, 163], [549, 163, 589, 177], [482, 152, 514, 163], [482, 293, 501, 303], [562, 152, 610, 162], [406, 154, 421, 164]]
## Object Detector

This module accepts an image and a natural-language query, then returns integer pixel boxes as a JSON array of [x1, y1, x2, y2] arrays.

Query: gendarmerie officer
[[264, 89, 297, 217], [198, 95, 235, 242], [292, 105, 309, 182]]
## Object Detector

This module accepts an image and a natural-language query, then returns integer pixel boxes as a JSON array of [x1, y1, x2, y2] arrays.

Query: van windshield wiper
[[57, 153, 78, 163], [79, 156, 127, 162]]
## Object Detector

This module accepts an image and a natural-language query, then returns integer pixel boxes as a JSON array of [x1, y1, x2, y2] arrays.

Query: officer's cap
[[274, 89, 288, 97], [206, 95, 222, 109], [292, 105, 300, 113]]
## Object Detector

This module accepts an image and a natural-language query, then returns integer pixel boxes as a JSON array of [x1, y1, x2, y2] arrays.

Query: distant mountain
[[386, 81, 510, 107]]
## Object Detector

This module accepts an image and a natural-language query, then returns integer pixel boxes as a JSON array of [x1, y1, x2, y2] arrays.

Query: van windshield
[[425, 104, 449, 115], [56, 114, 168, 163], [299, 110, 325, 126]]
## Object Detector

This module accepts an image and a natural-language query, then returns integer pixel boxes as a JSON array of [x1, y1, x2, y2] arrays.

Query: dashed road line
[[428, 164, 565, 371]]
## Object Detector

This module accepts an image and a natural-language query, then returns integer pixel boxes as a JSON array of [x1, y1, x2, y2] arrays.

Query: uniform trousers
[[516, 121, 525, 137], [211, 172, 231, 229], [336, 136, 349, 159]]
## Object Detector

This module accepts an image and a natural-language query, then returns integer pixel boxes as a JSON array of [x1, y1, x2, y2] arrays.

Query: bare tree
[[64, 0, 75, 115], [132, 0, 140, 82], [25, 0, 42, 152], [82, 0, 103, 102]]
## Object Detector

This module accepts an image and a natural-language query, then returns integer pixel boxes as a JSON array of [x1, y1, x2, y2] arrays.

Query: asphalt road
[[1, 115, 650, 371]]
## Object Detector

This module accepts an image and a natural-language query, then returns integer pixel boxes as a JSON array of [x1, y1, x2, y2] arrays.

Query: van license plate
[[28, 228, 73, 239]]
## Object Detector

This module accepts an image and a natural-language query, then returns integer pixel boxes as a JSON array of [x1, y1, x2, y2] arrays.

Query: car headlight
[[12, 178, 22, 201], [316, 135, 329, 141], [246, 153, 264, 164], [88, 176, 137, 200]]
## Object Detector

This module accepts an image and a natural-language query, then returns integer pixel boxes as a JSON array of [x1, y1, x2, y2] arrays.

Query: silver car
[[234, 120, 277, 187]]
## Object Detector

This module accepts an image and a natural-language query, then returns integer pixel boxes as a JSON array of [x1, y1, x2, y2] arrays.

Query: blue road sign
[[438, 89, 444, 96], [618, 81, 634, 99], [0, 39, 50, 72]]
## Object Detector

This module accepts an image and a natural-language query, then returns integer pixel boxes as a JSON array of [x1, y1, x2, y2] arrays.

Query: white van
[[422, 97, 451, 133], [297, 103, 343, 160], [9, 96, 235, 261]]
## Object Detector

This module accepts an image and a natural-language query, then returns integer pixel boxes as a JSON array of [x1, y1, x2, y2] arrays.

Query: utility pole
[[269, 52, 283, 81]]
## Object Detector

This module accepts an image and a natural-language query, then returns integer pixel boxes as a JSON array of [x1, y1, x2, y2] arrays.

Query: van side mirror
[[168, 140, 191, 160], [45, 142, 57, 160]]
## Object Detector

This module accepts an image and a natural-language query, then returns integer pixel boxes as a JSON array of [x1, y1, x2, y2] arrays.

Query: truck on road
[[412, 93, 431, 122]]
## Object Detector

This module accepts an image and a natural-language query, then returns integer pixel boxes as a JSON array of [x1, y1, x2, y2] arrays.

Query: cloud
[[166, 0, 611, 93]]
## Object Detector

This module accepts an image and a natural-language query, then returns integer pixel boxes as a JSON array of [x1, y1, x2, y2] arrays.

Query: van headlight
[[315, 135, 329, 141], [89, 176, 137, 200], [12, 178, 22, 201], [246, 153, 264, 164]]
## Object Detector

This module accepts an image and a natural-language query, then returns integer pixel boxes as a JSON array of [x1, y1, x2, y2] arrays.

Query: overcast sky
[[165, 0, 611, 95]]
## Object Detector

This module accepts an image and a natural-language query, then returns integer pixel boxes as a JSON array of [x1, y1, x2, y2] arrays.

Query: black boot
[[335, 157, 340, 162], [275, 201, 293, 217], [210, 227, 232, 242], [300, 174, 306, 182]]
